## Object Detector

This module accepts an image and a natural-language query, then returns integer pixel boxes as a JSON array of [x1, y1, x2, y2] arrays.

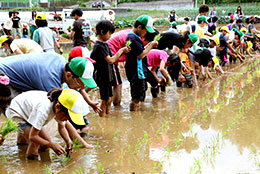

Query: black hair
[[212, 16, 218, 23], [47, 88, 69, 116], [180, 31, 192, 48], [134, 21, 146, 30], [198, 38, 210, 48], [197, 20, 203, 24], [96, 20, 115, 35], [35, 19, 48, 27], [228, 12, 232, 16], [199, 4, 209, 13], [8, 11, 13, 18], [64, 63, 79, 78], [236, 19, 242, 24], [1, 23, 4, 26], [32, 10, 36, 20], [194, 49, 212, 67], [143, 28, 159, 42], [230, 19, 234, 23], [71, 8, 83, 17], [219, 38, 227, 47], [184, 17, 189, 21], [2, 36, 14, 52], [191, 25, 196, 33], [166, 53, 181, 81]]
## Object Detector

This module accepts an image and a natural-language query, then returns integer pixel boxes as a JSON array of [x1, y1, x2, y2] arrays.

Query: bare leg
[[130, 99, 139, 111], [99, 100, 107, 117], [106, 97, 112, 115], [112, 84, 122, 106]]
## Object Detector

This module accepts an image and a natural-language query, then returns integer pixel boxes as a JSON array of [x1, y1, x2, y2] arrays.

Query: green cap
[[170, 22, 177, 27], [136, 15, 155, 33], [69, 57, 97, 88], [198, 16, 208, 24], [188, 33, 199, 44], [232, 28, 238, 32]]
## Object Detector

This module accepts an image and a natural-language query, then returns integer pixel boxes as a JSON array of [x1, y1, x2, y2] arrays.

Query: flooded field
[[1, 57, 260, 174]]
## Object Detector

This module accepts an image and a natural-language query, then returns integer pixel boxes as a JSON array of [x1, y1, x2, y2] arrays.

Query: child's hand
[[122, 46, 131, 54], [0, 134, 4, 145], [151, 41, 158, 48], [59, 48, 63, 55], [90, 102, 102, 114], [50, 142, 66, 155]]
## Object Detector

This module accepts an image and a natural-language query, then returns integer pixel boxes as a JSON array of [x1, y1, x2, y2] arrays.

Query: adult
[[248, 16, 260, 35], [0, 35, 43, 54], [104, 10, 115, 25], [234, 6, 244, 20], [209, 6, 217, 20], [196, 4, 209, 22], [4, 12, 12, 36], [168, 10, 178, 29], [33, 13, 62, 54], [0, 52, 101, 113], [11, 11, 22, 39], [67, 8, 91, 48], [28, 10, 37, 40]]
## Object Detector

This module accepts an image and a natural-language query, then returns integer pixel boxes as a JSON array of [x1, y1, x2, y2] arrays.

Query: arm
[[13, 48, 23, 55], [204, 66, 214, 80], [104, 46, 130, 64], [150, 66, 161, 83], [58, 123, 72, 149], [29, 127, 66, 155], [138, 41, 158, 59], [66, 30, 75, 38], [54, 40, 63, 54], [79, 89, 102, 114]]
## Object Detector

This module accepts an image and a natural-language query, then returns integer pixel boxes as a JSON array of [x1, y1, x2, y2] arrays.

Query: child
[[0, 76, 93, 158], [208, 16, 218, 35], [227, 19, 234, 31], [11, 11, 22, 39], [90, 20, 130, 116], [22, 24, 28, 38], [195, 16, 212, 39], [0, 23, 5, 36], [179, 48, 193, 88], [168, 22, 178, 33], [125, 15, 158, 111]]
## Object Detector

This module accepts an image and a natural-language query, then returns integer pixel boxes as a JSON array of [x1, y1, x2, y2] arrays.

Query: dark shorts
[[146, 70, 158, 88], [99, 82, 113, 100], [130, 79, 148, 102], [112, 64, 122, 86], [18, 122, 31, 131], [183, 72, 193, 86], [69, 116, 89, 130]]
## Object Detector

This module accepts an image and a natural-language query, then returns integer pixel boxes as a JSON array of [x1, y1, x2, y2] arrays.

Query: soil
[[58, 36, 72, 43]]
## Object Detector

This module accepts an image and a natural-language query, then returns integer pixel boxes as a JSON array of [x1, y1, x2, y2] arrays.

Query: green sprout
[[125, 40, 132, 47], [0, 119, 18, 139], [154, 34, 162, 41]]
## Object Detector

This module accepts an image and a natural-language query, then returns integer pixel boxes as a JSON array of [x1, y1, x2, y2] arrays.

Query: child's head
[[170, 22, 177, 29], [199, 4, 209, 15], [240, 27, 247, 34], [166, 53, 181, 81], [47, 88, 86, 125], [96, 20, 115, 41], [71, 8, 83, 20], [134, 15, 155, 37], [35, 13, 48, 28], [0, 73, 11, 112], [23, 24, 27, 28], [0, 35, 13, 50], [211, 16, 218, 23], [220, 26, 229, 36], [249, 16, 256, 24], [184, 17, 189, 24], [1, 23, 4, 27], [229, 19, 234, 24], [194, 49, 213, 67], [236, 19, 242, 25], [199, 38, 210, 48], [184, 32, 199, 49], [142, 28, 159, 46], [228, 12, 232, 16], [197, 16, 208, 27], [12, 11, 18, 17]]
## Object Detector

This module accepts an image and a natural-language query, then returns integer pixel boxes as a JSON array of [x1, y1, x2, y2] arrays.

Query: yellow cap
[[256, 34, 260, 38], [0, 35, 8, 47], [240, 27, 247, 33], [36, 13, 47, 20], [220, 26, 229, 33], [58, 89, 85, 126], [209, 37, 219, 45]]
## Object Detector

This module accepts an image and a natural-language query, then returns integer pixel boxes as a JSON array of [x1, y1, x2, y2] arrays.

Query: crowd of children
[[0, 5, 259, 159]]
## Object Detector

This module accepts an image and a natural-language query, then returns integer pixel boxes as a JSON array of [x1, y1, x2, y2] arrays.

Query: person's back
[[10, 38, 43, 54], [33, 27, 55, 52], [72, 18, 89, 47], [0, 52, 66, 91]]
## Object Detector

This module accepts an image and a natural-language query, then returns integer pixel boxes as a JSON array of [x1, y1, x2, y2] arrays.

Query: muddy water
[[1, 58, 260, 174]]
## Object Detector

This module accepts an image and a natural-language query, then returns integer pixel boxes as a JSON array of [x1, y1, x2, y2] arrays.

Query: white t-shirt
[[209, 47, 216, 57], [10, 39, 43, 54], [5, 90, 63, 130]]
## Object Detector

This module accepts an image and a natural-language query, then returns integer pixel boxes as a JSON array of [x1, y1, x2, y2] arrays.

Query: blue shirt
[[0, 52, 66, 91]]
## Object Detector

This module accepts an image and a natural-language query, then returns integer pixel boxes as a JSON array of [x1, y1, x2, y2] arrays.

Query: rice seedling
[[125, 40, 132, 47], [43, 164, 52, 174], [1, 150, 6, 165], [112, 130, 119, 138], [0, 119, 18, 141], [96, 162, 105, 174], [72, 168, 87, 174], [154, 34, 161, 42]]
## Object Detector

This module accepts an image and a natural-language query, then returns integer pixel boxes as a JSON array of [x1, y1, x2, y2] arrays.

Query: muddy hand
[[51, 142, 66, 155], [91, 102, 102, 114]]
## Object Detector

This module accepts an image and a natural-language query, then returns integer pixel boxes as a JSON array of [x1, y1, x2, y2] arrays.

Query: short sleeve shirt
[[0, 52, 66, 91], [90, 41, 114, 85], [5, 91, 55, 130], [72, 19, 89, 47], [195, 26, 205, 39], [10, 38, 43, 54], [12, 16, 20, 28], [125, 32, 147, 82], [179, 52, 191, 74], [157, 32, 183, 50], [147, 49, 168, 67], [33, 27, 56, 52]]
